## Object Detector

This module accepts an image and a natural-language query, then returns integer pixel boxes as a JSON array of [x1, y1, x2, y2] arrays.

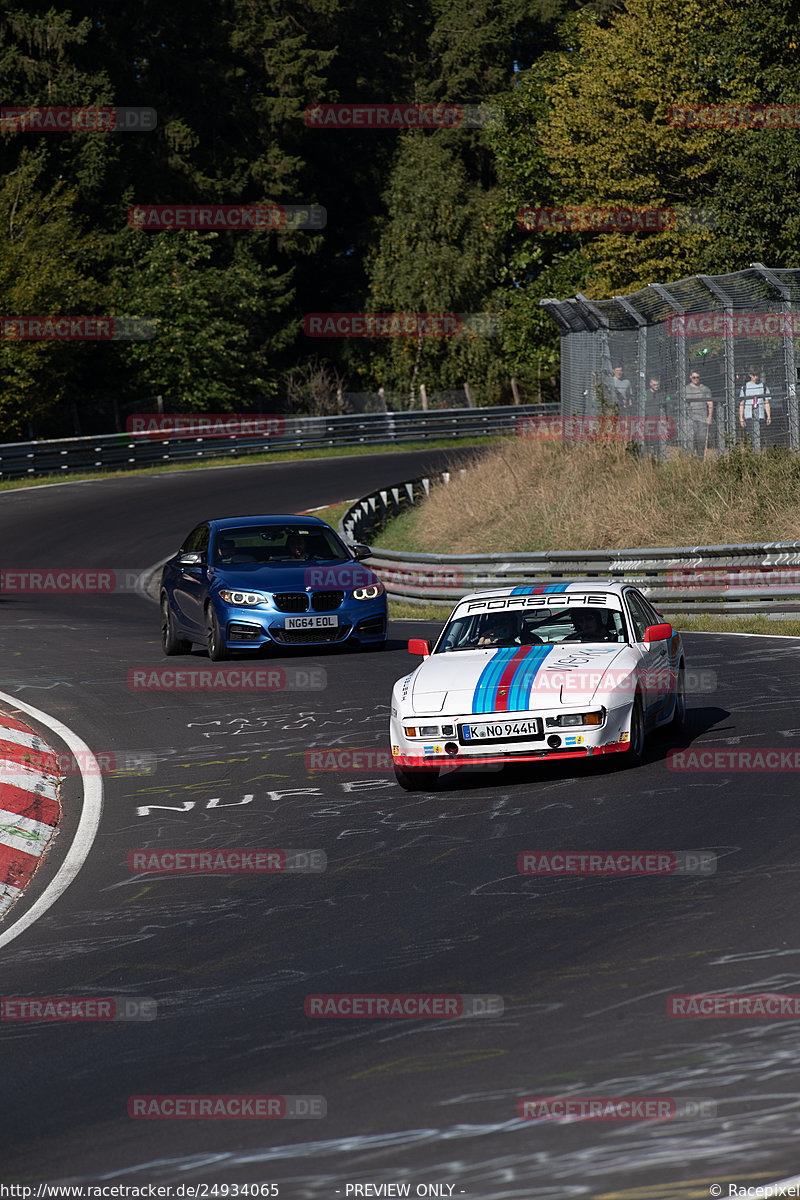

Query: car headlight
[[218, 589, 267, 607], [546, 711, 604, 727], [353, 583, 385, 600]]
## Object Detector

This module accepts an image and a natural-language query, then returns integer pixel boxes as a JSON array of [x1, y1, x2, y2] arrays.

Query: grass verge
[[377, 439, 800, 637], [375, 438, 800, 552]]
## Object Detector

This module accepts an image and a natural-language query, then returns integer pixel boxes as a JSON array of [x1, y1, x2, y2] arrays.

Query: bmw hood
[[410, 644, 633, 714], [209, 561, 379, 594]]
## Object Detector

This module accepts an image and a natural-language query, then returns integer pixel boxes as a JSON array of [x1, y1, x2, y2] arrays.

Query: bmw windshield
[[212, 524, 350, 566]]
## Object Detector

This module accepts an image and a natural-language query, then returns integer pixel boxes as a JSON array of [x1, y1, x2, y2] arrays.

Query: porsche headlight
[[218, 589, 266, 607], [546, 711, 604, 727], [353, 583, 385, 600]]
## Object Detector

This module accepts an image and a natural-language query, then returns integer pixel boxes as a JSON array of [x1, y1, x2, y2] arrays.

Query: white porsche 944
[[390, 582, 686, 790]]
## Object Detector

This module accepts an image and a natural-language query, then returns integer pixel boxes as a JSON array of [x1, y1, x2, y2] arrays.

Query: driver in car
[[285, 531, 308, 559], [477, 612, 519, 647], [564, 608, 608, 642]]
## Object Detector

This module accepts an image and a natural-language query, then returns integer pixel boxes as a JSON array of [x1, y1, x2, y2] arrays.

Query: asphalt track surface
[[1, 448, 799, 1199]]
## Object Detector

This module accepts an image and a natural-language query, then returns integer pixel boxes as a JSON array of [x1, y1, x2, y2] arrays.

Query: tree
[[363, 132, 506, 401], [111, 231, 293, 410], [0, 152, 102, 435]]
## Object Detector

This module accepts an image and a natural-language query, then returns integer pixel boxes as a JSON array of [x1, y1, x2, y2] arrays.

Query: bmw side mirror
[[177, 551, 203, 567], [351, 544, 372, 561]]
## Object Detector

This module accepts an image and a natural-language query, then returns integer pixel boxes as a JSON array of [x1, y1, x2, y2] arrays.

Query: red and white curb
[[0, 713, 62, 919]]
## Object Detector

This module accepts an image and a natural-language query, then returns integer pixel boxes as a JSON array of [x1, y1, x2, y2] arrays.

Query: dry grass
[[379, 438, 800, 553]]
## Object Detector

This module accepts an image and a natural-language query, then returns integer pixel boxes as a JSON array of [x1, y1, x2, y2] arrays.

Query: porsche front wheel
[[394, 765, 437, 791], [626, 693, 646, 766]]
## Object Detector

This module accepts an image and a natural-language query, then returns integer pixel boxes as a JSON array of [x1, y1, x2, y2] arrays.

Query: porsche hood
[[409, 644, 635, 714]]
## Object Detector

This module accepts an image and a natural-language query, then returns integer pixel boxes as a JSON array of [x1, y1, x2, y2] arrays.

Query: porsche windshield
[[213, 525, 349, 565], [436, 605, 627, 650]]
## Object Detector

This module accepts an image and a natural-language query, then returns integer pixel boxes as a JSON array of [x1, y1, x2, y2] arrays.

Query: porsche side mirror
[[644, 622, 672, 643], [408, 638, 431, 657]]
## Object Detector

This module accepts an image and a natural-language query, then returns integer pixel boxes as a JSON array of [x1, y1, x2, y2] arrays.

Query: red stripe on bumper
[[394, 742, 629, 768]]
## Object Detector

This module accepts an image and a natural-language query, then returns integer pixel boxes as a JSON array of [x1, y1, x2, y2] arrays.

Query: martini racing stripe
[[493, 646, 531, 712], [509, 583, 580, 595], [472, 645, 556, 714], [472, 648, 520, 714], [507, 645, 554, 711]]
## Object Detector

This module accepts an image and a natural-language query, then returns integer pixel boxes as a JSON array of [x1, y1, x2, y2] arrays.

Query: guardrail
[[339, 472, 800, 616], [0, 404, 555, 480]]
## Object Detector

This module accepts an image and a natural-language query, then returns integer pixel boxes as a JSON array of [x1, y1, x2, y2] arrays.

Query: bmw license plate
[[460, 718, 542, 743], [285, 615, 339, 629]]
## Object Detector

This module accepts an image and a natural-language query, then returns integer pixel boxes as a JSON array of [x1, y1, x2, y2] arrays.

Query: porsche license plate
[[284, 615, 339, 629], [460, 718, 542, 743]]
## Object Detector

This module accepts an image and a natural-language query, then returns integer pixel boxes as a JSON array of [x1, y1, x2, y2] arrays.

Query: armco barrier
[[0, 404, 556, 481], [339, 473, 800, 616]]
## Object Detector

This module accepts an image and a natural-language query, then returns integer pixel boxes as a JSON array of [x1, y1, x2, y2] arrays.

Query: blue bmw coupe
[[160, 515, 387, 659]]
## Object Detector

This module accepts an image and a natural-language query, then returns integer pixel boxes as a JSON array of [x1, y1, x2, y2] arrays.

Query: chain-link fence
[[541, 263, 800, 458]]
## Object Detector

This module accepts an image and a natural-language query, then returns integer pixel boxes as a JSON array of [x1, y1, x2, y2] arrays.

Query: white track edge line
[[0, 695, 103, 951]]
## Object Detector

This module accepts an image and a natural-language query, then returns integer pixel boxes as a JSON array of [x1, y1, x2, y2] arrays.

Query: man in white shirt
[[738, 365, 771, 449]]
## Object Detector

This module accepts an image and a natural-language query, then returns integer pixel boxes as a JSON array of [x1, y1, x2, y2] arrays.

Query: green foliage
[[364, 133, 506, 400], [0, 152, 103, 433], [3, 0, 800, 434], [112, 232, 288, 408]]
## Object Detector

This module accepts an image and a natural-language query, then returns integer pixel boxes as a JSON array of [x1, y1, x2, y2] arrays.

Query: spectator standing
[[611, 365, 633, 409], [645, 375, 669, 457], [686, 370, 713, 458], [738, 365, 771, 449]]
